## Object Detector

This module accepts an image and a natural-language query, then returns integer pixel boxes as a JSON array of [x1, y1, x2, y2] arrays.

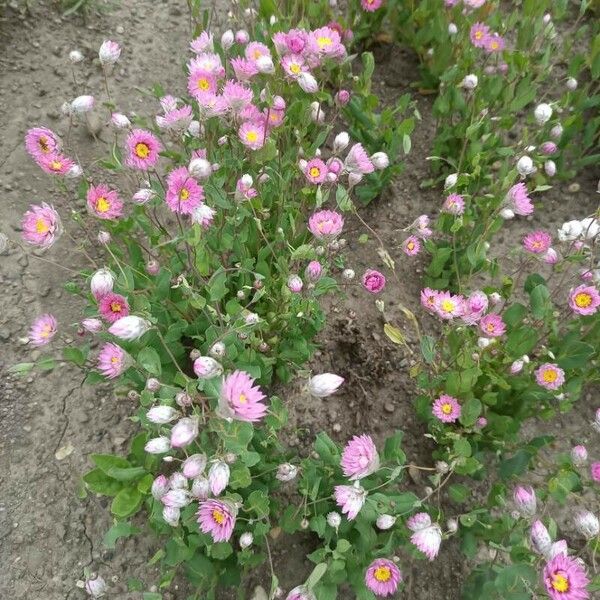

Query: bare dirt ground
[[0, 1, 598, 599]]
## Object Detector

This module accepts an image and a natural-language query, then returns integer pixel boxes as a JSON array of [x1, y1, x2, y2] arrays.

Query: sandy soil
[[0, 1, 598, 599]]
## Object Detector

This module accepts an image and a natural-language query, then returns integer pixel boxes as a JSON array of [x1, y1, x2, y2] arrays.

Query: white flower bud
[[99, 40, 121, 65], [534, 103, 553, 124], [162, 506, 180, 527], [111, 112, 130, 128], [145, 436, 171, 454], [188, 158, 212, 179], [574, 511, 599, 540], [276, 463, 298, 482], [376, 514, 396, 530], [108, 315, 151, 341], [193, 356, 223, 379], [342, 268, 355, 280], [210, 342, 226, 358], [447, 518, 459, 533], [69, 49, 84, 63], [221, 29, 234, 50], [308, 373, 345, 398], [461, 74, 478, 90], [147, 405, 178, 424], [90, 268, 114, 299], [82, 318, 103, 333], [371, 152, 389, 170], [566, 77, 578, 91], [170, 417, 199, 448], [256, 55, 275, 74], [161, 488, 191, 508], [327, 511, 341, 529], [550, 124, 563, 139], [239, 532, 254, 549], [191, 477, 211, 500], [544, 160, 556, 177], [310, 101, 325, 123], [517, 155, 535, 176], [444, 173, 458, 189], [477, 337, 492, 349], [151, 475, 170, 500], [188, 120, 201, 137], [66, 164, 83, 179], [208, 461, 230, 495], [448, 23, 458, 35], [182, 454, 207, 478], [333, 132, 350, 154], [84, 574, 107, 598], [500, 208, 515, 220], [71, 95, 95, 114], [298, 72, 319, 94]]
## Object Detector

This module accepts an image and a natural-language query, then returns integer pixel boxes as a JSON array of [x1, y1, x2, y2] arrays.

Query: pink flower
[[433, 291, 465, 319], [442, 193, 465, 215], [87, 184, 123, 220], [591, 462, 600, 483], [420, 288, 440, 313], [197, 499, 237, 542], [361, 0, 384, 11], [285, 587, 315, 600], [165, 167, 204, 215], [98, 40, 121, 65], [222, 80, 253, 114], [543, 553, 590, 600], [188, 52, 223, 76], [219, 370, 268, 422], [191, 204, 216, 229], [461, 290, 488, 325], [238, 121, 266, 150], [190, 32, 213, 53], [305, 260, 322, 281], [568, 285, 600, 316], [432, 394, 461, 423], [21, 203, 61, 249], [311, 26, 345, 59], [402, 235, 421, 256], [523, 230, 552, 254], [245, 41, 271, 63], [230, 57, 259, 81], [25, 127, 59, 160], [29, 314, 57, 346], [514, 485, 537, 517], [470, 22, 490, 47], [479, 313, 506, 337], [407, 512, 442, 560], [126, 129, 162, 170], [308, 210, 344, 239], [506, 183, 534, 216], [156, 105, 193, 132], [187, 69, 218, 100], [97, 342, 128, 379], [345, 143, 374, 175], [364, 558, 402, 597], [304, 158, 327, 184], [340, 434, 380, 480], [281, 54, 308, 78], [541, 141, 558, 155], [98, 292, 130, 324], [333, 483, 366, 520], [38, 153, 74, 176], [535, 363, 565, 390], [362, 270, 386, 294], [484, 33, 505, 53]]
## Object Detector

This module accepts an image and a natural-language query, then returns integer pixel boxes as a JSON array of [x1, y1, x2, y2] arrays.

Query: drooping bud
[[170, 417, 199, 448], [574, 510, 599, 540], [239, 532, 254, 549], [308, 373, 344, 398], [82, 318, 103, 333], [276, 463, 298, 482], [162, 506, 180, 527], [145, 436, 171, 454], [182, 454, 207, 479], [530, 520, 552, 555], [333, 132, 350, 154], [71, 95, 95, 113], [514, 485, 537, 517], [327, 512, 341, 529], [188, 157, 212, 179], [132, 188, 155, 205], [376, 514, 396, 530], [90, 268, 114, 299], [444, 173, 458, 189], [510, 359, 524, 374], [287, 275, 303, 293], [534, 103, 553, 124], [571, 445, 588, 467], [108, 315, 151, 341], [147, 405, 178, 424], [161, 488, 191, 509], [111, 113, 131, 129], [193, 356, 223, 379], [298, 72, 319, 93], [191, 477, 210, 500], [371, 152, 390, 170], [517, 155, 535, 177], [208, 460, 230, 495], [98, 40, 121, 65], [146, 259, 160, 276], [221, 29, 234, 50]]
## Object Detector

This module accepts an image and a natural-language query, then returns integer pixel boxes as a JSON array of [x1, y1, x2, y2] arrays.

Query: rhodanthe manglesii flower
[[506, 183, 534, 216], [29, 314, 57, 346], [21, 203, 62, 249], [165, 167, 204, 214], [308, 210, 344, 239], [407, 512, 442, 560], [420, 288, 440, 313], [591, 462, 600, 483], [87, 184, 123, 220], [126, 129, 162, 170], [461, 290, 488, 325], [108, 315, 151, 340], [361, 0, 384, 11], [432, 394, 461, 423], [171, 417, 199, 447], [25, 127, 60, 160], [535, 363, 565, 390], [543, 553, 590, 600], [523, 230, 552, 254], [345, 143, 374, 175], [364, 558, 402, 597], [442, 193, 465, 215], [433, 291, 465, 319], [514, 485, 537, 517], [98, 292, 130, 323], [208, 460, 230, 495], [197, 499, 237, 542], [238, 120, 266, 150], [219, 370, 267, 422], [402, 235, 421, 256], [484, 33, 505, 53], [568, 285, 600, 316], [479, 313, 506, 337], [340, 434, 380, 480], [285, 586, 316, 600], [38, 152, 74, 176], [470, 22, 490, 48], [531, 520, 553, 556], [99, 40, 121, 65], [334, 483, 366, 520], [304, 158, 328, 184], [362, 269, 386, 294], [97, 342, 128, 379]]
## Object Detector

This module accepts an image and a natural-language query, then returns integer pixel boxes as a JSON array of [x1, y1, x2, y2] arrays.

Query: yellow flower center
[[309, 167, 321, 178], [290, 63, 301, 74], [542, 369, 557, 383], [111, 356, 120, 364], [180, 188, 190, 201], [197, 77, 210, 91], [551, 573, 569, 593], [134, 142, 150, 158], [475, 31, 483, 40], [486, 323, 495, 332], [407, 241, 415, 251], [317, 36, 332, 48], [246, 131, 258, 143], [39, 136, 50, 153], [40, 324, 53, 338], [441, 403, 453, 415], [490, 41, 499, 50], [50, 160, 62, 171], [441, 299, 455, 313], [110, 301, 122, 313], [212, 509, 225, 525], [239, 393, 247, 404], [35, 219, 50, 234], [96, 197, 110, 213], [574, 292, 592, 308], [253, 49, 262, 59], [374, 566, 391, 582]]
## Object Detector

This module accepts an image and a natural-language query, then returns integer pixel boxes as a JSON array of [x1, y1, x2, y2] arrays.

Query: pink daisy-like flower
[[245, 41, 271, 63], [523, 230, 552, 254], [238, 121, 266, 150], [197, 499, 237, 542], [165, 167, 204, 215], [479, 313, 506, 337], [403, 235, 421, 256], [191, 204, 216, 229], [364, 558, 402, 597], [308, 210, 344, 239], [222, 80, 253, 114], [470, 22, 490, 48], [420, 288, 440, 313], [433, 394, 461, 423], [97, 342, 128, 379], [219, 370, 268, 423], [188, 52, 223, 76], [29, 314, 57, 346], [281, 54, 308, 78], [506, 183, 534, 216], [340, 434, 380, 480], [38, 153, 74, 176], [535, 363, 565, 390], [591, 462, 600, 483], [126, 129, 162, 170], [304, 158, 328, 184], [461, 290, 489, 325], [345, 143, 375, 175], [190, 32, 213, 54], [25, 127, 59, 160], [485, 33, 505, 53], [311, 26, 345, 58], [230, 57, 259, 81], [285, 586, 315, 600], [87, 184, 123, 220], [196, 93, 229, 120], [333, 483, 367, 520], [543, 553, 590, 600], [156, 105, 193, 133], [361, 0, 384, 12], [21, 202, 61, 249], [568, 285, 600, 316], [433, 291, 465, 319], [407, 512, 442, 560], [187, 69, 218, 100], [98, 292, 130, 324], [265, 107, 285, 129], [362, 270, 386, 294], [442, 193, 465, 215]]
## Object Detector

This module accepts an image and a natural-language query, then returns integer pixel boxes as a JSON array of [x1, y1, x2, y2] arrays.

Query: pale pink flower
[[591, 462, 600, 483], [420, 288, 440, 313], [433, 394, 461, 423], [341, 434, 380, 480], [208, 461, 230, 495], [541, 141, 558, 155], [98, 292, 130, 324], [29, 314, 57, 346], [543, 554, 590, 600], [231, 57, 259, 81], [38, 153, 74, 176], [333, 483, 366, 520], [433, 291, 465, 319], [171, 417, 199, 448], [506, 183, 534, 216], [308, 210, 344, 239], [470, 22, 490, 48], [21, 203, 61, 249], [126, 129, 161, 170], [311, 26, 345, 58], [156, 105, 193, 132], [218, 370, 268, 423], [361, 0, 384, 11], [165, 167, 204, 215], [362, 269, 386, 294], [364, 558, 402, 597], [245, 41, 271, 63], [571, 445, 588, 467], [531, 520, 552, 555], [238, 121, 266, 150], [190, 32, 213, 54], [479, 313, 506, 337], [535, 363, 565, 390], [286, 586, 315, 600], [222, 80, 253, 113], [484, 33, 505, 54], [187, 69, 218, 99], [191, 204, 216, 229], [188, 52, 223, 76], [461, 291, 489, 325], [345, 143, 374, 174], [97, 342, 128, 378], [87, 184, 123, 220], [304, 158, 327, 184], [99, 40, 121, 65], [82, 318, 102, 333], [514, 485, 537, 517], [197, 499, 237, 542], [523, 230, 552, 254], [442, 193, 465, 215], [281, 54, 308, 78], [25, 127, 60, 160], [407, 512, 442, 560], [568, 285, 600, 316], [402, 235, 421, 256]]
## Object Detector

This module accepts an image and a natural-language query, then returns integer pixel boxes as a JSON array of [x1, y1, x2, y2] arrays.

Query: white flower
[[145, 436, 171, 454], [188, 158, 212, 179], [308, 373, 345, 398], [326, 511, 341, 529], [557, 220, 584, 242], [333, 132, 349, 154], [71, 95, 95, 114], [534, 103, 553, 124], [108, 315, 151, 341], [376, 514, 396, 530], [517, 155, 535, 176], [147, 405, 178, 424], [239, 532, 254, 549], [371, 152, 389, 170], [208, 461, 230, 495], [461, 74, 478, 90], [90, 268, 114, 299]]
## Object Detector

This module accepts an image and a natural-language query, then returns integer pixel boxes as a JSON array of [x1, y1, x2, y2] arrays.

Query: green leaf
[[420, 336, 436, 363], [384, 323, 405, 345], [8, 362, 35, 374], [210, 542, 233, 560], [91, 454, 146, 481], [460, 398, 482, 427], [137, 347, 162, 376], [453, 438, 472, 458], [506, 327, 538, 357], [111, 487, 143, 518], [306, 563, 328, 590], [449, 483, 470, 503], [558, 342, 596, 370], [63, 347, 87, 366], [247, 490, 270, 518], [83, 468, 123, 496], [229, 464, 252, 489], [529, 284, 551, 319], [103, 522, 141, 549]]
